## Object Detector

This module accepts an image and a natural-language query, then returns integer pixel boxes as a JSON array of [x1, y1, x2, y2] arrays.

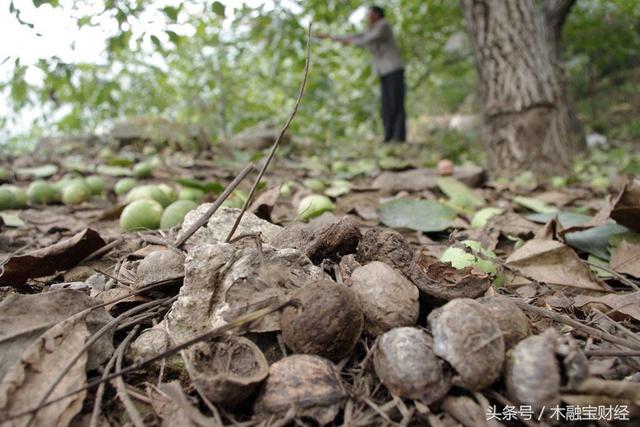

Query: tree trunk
[[462, 0, 584, 176]]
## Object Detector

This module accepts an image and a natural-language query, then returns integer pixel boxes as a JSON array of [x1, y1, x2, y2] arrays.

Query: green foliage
[[1, 0, 471, 146]]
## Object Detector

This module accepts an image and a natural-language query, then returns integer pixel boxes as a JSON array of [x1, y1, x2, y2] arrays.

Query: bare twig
[[513, 299, 640, 350], [585, 349, 640, 357], [3, 298, 296, 423], [583, 259, 640, 291], [26, 297, 174, 427], [80, 237, 124, 264], [225, 23, 312, 243], [89, 346, 119, 427], [174, 162, 255, 248], [113, 326, 145, 427]]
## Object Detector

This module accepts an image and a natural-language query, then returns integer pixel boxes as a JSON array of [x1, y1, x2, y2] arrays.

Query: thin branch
[[513, 299, 640, 351], [113, 325, 145, 427], [89, 345, 118, 427], [585, 349, 640, 357], [174, 162, 255, 248], [26, 297, 174, 426], [225, 23, 312, 243], [2, 298, 296, 423]]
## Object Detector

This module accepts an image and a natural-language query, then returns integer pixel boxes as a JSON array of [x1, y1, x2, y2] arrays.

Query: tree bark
[[462, 0, 584, 176]]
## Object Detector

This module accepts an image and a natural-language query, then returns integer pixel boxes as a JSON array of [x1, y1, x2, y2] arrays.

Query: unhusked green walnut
[[125, 185, 172, 207], [84, 175, 105, 195], [27, 180, 58, 205], [61, 180, 92, 205], [356, 228, 414, 274], [428, 298, 505, 390], [133, 161, 153, 178], [477, 295, 530, 349], [114, 178, 136, 196], [0, 188, 16, 211], [4, 186, 27, 209], [254, 354, 346, 425], [349, 261, 419, 337], [506, 329, 560, 412], [297, 194, 335, 221], [186, 336, 269, 407], [374, 327, 451, 404], [120, 199, 164, 231], [178, 187, 205, 202], [280, 280, 363, 362], [160, 200, 198, 229]]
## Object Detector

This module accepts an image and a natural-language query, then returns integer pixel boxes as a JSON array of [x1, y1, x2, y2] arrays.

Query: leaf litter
[[0, 49, 639, 427]]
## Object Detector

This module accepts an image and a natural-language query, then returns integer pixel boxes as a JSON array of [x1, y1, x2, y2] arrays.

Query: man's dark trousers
[[380, 68, 406, 142]]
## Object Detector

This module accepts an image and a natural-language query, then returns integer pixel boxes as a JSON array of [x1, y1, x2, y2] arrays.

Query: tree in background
[[462, 0, 585, 176]]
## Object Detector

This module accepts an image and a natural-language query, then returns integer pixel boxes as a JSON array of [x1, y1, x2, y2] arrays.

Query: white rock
[[180, 206, 282, 247]]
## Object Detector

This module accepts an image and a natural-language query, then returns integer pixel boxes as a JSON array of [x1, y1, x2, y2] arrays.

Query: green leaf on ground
[[96, 165, 132, 177], [378, 199, 456, 232], [175, 178, 224, 194], [15, 164, 58, 179], [437, 176, 485, 211], [513, 196, 559, 214]]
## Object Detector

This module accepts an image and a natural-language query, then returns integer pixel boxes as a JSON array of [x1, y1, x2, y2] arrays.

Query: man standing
[[318, 6, 406, 143]]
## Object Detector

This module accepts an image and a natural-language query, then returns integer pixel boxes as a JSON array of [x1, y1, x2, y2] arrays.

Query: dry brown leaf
[[0, 289, 114, 381], [574, 292, 640, 322], [611, 180, 640, 232], [487, 212, 539, 239], [0, 312, 89, 427], [610, 240, 640, 278], [148, 381, 213, 427], [505, 239, 607, 291], [0, 228, 106, 286]]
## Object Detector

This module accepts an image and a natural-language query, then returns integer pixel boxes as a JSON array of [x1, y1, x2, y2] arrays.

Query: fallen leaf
[[574, 292, 640, 322], [95, 164, 132, 177], [564, 224, 629, 260], [513, 196, 559, 214], [0, 228, 106, 286], [587, 255, 614, 279], [372, 168, 438, 194], [610, 240, 640, 278], [324, 179, 351, 198], [20, 210, 87, 234], [0, 213, 25, 228], [0, 312, 89, 427], [487, 212, 539, 239], [527, 212, 592, 228], [611, 180, 640, 232], [15, 164, 59, 179], [335, 192, 379, 222], [378, 199, 456, 232], [0, 289, 114, 381], [527, 212, 629, 259], [505, 239, 607, 291], [148, 381, 213, 427], [436, 177, 485, 211]]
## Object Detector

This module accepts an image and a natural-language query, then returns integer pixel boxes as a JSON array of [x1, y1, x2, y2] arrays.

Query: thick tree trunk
[[462, 0, 584, 176]]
